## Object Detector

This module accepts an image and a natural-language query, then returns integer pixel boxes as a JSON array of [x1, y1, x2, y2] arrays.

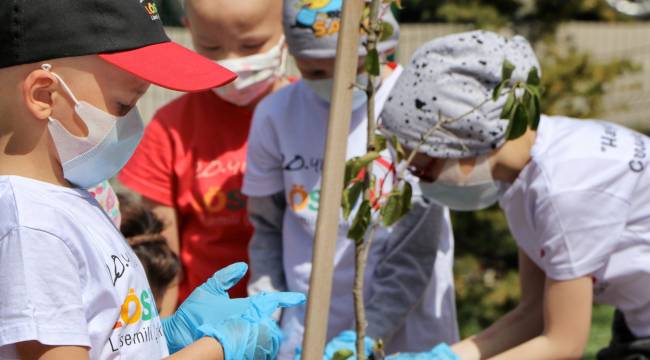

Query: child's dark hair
[[117, 193, 181, 295]]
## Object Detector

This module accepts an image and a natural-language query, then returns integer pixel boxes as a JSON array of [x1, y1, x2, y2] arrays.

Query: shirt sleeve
[[118, 115, 175, 206], [537, 189, 630, 280], [246, 193, 288, 296], [242, 105, 285, 197], [0, 227, 90, 349], [365, 195, 439, 341]]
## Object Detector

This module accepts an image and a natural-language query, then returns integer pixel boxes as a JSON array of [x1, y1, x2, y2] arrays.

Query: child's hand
[[162, 262, 305, 359], [385, 344, 460, 360]]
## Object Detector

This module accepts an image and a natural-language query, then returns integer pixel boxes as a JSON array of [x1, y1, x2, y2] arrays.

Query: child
[[243, 1, 459, 357], [119, 193, 182, 309], [118, 0, 289, 315], [0, 0, 303, 359], [382, 30, 650, 359]]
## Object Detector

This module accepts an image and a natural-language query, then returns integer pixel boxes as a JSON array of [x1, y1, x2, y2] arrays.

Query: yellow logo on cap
[[295, 0, 342, 38], [140, 0, 160, 21], [294, 1, 394, 40]]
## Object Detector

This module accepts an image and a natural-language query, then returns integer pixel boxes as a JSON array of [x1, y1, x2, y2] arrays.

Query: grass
[[583, 305, 614, 360]]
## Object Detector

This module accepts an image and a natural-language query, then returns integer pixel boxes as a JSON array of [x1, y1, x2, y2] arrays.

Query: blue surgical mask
[[303, 73, 372, 111], [43, 64, 144, 189], [418, 155, 502, 211]]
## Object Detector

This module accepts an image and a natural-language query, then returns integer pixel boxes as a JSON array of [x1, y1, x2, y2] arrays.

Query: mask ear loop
[[41, 64, 81, 106], [275, 36, 288, 78]]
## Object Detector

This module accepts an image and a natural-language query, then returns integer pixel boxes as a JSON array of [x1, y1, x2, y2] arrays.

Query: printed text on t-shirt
[[283, 154, 324, 174]]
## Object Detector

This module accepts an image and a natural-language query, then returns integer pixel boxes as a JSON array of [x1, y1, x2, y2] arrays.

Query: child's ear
[[22, 69, 56, 121], [181, 15, 190, 29]]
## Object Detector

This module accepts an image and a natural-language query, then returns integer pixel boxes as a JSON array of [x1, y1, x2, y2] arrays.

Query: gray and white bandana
[[381, 30, 540, 159]]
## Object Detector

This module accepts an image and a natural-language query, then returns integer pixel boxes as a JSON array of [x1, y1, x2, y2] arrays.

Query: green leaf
[[500, 91, 516, 119], [401, 181, 413, 214], [381, 182, 413, 227], [524, 84, 541, 98], [381, 192, 402, 227], [344, 160, 356, 188], [391, 0, 403, 9], [501, 60, 515, 81], [342, 181, 364, 220], [343, 152, 380, 188], [522, 91, 541, 130], [333, 350, 354, 360], [360, 151, 380, 165], [391, 135, 407, 162], [380, 21, 395, 42], [365, 48, 381, 77], [505, 103, 529, 140], [374, 134, 387, 152], [529, 94, 541, 130], [348, 200, 372, 243], [526, 67, 541, 86], [492, 80, 506, 101]]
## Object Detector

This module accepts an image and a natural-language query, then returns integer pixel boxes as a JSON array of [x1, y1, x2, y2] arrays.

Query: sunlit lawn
[[583, 305, 614, 360]]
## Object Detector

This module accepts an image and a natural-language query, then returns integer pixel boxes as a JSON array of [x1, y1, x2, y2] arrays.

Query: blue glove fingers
[[385, 343, 459, 360], [203, 262, 249, 296], [197, 318, 252, 360], [248, 292, 306, 318], [324, 330, 373, 359], [431, 344, 460, 360], [161, 316, 194, 354], [294, 346, 303, 360], [198, 317, 281, 360], [335, 330, 356, 342]]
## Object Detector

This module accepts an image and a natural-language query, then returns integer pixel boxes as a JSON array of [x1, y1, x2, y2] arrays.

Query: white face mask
[[303, 73, 372, 111], [42, 64, 144, 189], [213, 36, 287, 106], [418, 155, 501, 211]]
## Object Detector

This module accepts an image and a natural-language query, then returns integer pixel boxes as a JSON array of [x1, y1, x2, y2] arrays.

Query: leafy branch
[[343, 60, 543, 243]]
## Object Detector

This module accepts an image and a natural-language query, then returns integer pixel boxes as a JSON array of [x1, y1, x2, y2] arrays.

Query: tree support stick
[[301, 1, 366, 359]]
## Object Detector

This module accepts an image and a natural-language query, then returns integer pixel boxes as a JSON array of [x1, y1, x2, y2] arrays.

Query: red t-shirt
[[119, 91, 253, 302]]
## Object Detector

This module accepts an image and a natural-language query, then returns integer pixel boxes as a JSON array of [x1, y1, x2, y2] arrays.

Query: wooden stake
[[300, 0, 366, 358]]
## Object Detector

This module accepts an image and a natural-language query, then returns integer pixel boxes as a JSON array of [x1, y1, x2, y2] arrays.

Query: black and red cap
[[0, 0, 235, 92]]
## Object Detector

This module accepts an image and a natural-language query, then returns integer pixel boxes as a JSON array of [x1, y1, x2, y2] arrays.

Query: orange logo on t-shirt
[[113, 288, 159, 329]]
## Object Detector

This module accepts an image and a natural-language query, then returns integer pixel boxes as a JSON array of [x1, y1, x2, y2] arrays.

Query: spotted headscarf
[[381, 30, 540, 159]]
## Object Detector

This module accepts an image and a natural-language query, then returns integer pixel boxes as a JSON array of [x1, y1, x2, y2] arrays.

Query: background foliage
[[397, 1, 642, 358]]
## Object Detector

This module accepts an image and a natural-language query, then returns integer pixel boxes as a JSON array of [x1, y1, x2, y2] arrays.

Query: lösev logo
[[113, 288, 159, 329], [109, 288, 163, 352], [140, 0, 160, 21]]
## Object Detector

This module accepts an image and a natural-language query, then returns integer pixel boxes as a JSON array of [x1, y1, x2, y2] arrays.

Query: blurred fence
[[139, 22, 650, 127]]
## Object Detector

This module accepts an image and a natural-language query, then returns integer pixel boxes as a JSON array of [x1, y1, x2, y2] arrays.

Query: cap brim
[[99, 42, 236, 92]]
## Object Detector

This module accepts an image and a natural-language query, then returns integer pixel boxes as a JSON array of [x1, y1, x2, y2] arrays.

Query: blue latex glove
[[385, 344, 460, 360], [162, 262, 305, 359], [294, 330, 374, 360]]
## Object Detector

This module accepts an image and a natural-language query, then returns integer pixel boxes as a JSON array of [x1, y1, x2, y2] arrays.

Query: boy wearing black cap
[[0, 1, 303, 359]]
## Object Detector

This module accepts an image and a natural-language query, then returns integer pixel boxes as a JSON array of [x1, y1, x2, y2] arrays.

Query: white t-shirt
[[244, 66, 458, 357], [500, 115, 650, 337], [0, 176, 169, 359]]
